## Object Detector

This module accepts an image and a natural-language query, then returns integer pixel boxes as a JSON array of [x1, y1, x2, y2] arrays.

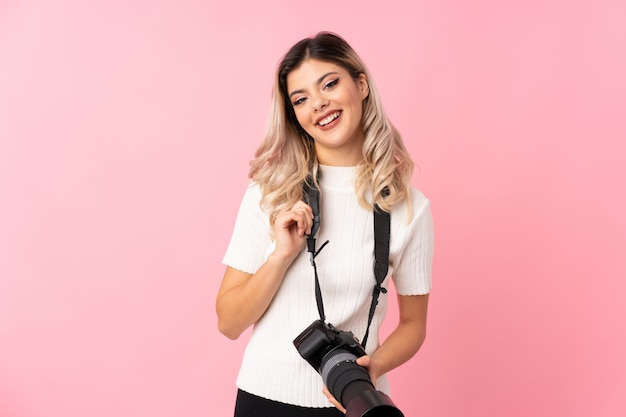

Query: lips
[[316, 110, 342, 129]]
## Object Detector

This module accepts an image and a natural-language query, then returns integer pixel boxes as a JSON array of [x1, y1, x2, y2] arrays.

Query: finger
[[301, 208, 314, 235], [356, 355, 379, 385], [322, 387, 346, 414], [291, 202, 314, 234], [274, 212, 297, 230], [356, 355, 370, 367], [276, 208, 306, 226], [293, 210, 311, 236], [291, 208, 313, 236]]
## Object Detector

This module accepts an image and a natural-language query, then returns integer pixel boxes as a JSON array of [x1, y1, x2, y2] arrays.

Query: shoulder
[[243, 181, 262, 198], [409, 187, 430, 212], [235, 182, 268, 217], [391, 187, 432, 225], [239, 181, 263, 205]]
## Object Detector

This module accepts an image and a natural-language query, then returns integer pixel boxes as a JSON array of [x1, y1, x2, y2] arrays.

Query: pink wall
[[1, 1, 624, 416]]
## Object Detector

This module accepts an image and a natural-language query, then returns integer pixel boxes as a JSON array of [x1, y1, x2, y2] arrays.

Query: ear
[[357, 73, 369, 99]]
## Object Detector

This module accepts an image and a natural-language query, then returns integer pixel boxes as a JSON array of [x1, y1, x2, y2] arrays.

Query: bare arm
[[323, 293, 429, 412], [366, 293, 429, 381], [216, 258, 291, 340], [216, 201, 313, 340]]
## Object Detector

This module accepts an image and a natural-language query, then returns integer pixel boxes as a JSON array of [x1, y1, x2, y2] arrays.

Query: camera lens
[[319, 349, 404, 417], [293, 321, 404, 417], [320, 349, 373, 403]]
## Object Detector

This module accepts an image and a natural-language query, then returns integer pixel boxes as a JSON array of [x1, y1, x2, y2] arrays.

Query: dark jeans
[[234, 389, 344, 417]]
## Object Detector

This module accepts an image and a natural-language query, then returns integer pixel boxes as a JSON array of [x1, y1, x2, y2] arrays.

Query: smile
[[318, 111, 341, 126]]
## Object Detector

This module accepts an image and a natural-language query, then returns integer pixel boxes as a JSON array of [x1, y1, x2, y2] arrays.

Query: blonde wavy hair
[[249, 32, 414, 226]]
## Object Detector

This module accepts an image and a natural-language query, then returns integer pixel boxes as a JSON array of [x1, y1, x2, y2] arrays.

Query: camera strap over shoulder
[[303, 177, 329, 324], [364, 188, 391, 348], [303, 177, 390, 349]]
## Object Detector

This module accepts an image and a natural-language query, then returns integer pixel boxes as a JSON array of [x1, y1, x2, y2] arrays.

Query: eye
[[323, 78, 339, 90], [292, 97, 306, 106]]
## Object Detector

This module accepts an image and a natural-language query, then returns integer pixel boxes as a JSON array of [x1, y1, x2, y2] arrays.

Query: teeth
[[319, 111, 340, 126]]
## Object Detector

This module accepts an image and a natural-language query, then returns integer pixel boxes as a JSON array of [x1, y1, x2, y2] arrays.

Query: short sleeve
[[390, 191, 434, 295], [222, 183, 272, 274]]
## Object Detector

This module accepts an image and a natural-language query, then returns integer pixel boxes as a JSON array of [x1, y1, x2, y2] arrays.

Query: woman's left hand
[[354, 355, 381, 384], [323, 294, 429, 412], [322, 386, 346, 414], [322, 355, 380, 413]]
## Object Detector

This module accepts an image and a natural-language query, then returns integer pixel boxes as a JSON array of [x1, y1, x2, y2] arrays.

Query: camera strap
[[363, 187, 391, 348], [303, 177, 390, 349], [303, 177, 330, 324]]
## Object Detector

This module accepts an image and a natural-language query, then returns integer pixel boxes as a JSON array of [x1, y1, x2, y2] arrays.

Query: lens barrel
[[321, 350, 372, 403], [343, 387, 404, 417], [293, 321, 404, 417], [320, 350, 404, 417]]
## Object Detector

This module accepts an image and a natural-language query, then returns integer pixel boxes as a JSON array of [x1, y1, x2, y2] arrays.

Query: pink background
[[1, 1, 625, 416]]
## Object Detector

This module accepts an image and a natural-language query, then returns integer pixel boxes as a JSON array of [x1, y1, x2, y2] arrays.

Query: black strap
[[303, 178, 390, 349], [303, 178, 329, 323], [362, 193, 390, 347]]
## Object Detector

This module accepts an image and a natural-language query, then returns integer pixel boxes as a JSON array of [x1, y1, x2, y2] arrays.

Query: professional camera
[[294, 320, 404, 417]]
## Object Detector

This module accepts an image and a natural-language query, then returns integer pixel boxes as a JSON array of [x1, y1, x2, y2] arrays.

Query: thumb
[[356, 355, 379, 385], [356, 355, 370, 367]]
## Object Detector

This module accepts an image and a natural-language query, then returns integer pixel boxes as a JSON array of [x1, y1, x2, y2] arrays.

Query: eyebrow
[[288, 71, 339, 99]]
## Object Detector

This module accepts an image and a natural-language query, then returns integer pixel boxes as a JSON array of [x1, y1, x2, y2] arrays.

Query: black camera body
[[294, 320, 404, 417]]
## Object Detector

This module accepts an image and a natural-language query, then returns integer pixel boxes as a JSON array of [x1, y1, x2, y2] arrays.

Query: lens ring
[[320, 351, 358, 385]]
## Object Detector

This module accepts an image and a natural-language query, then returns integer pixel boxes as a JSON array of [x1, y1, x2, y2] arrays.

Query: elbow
[[419, 329, 427, 348], [415, 325, 427, 352], [415, 322, 427, 346], [217, 317, 243, 340], [216, 300, 243, 340]]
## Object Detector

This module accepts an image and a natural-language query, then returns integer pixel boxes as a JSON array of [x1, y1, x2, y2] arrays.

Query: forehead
[[286, 59, 349, 90]]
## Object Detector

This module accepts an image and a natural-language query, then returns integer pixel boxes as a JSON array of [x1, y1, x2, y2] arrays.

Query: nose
[[311, 93, 328, 112]]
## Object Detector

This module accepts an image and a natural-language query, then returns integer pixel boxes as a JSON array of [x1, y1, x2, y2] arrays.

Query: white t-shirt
[[222, 165, 434, 407]]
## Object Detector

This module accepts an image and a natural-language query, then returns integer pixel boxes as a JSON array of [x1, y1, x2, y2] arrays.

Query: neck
[[314, 143, 363, 166]]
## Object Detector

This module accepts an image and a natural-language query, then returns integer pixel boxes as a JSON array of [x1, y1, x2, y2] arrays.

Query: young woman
[[216, 32, 434, 417]]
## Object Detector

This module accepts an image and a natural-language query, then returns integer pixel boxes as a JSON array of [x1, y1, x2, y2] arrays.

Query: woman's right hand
[[272, 201, 314, 262], [216, 200, 314, 340]]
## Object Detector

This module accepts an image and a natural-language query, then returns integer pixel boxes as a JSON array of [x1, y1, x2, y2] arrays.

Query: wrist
[[267, 249, 298, 269]]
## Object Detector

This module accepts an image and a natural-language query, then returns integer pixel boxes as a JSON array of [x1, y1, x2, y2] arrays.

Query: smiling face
[[286, 59, 369, 166]]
